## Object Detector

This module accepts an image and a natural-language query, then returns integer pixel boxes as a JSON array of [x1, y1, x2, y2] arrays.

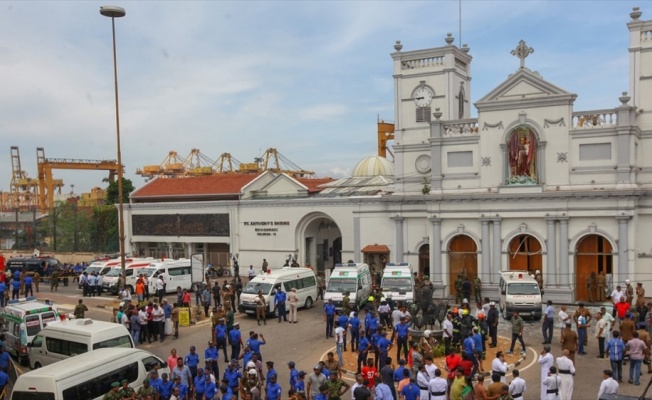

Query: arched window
[[458, 86, 465, 119]]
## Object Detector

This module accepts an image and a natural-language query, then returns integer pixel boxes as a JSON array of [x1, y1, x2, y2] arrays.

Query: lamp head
[[100, 5, 126, 18]]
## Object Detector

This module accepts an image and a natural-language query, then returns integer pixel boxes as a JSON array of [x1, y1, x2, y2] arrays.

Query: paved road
[[14, 285, 652, 399]]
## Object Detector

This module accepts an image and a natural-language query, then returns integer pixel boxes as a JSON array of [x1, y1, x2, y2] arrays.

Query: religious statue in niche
[[508, 126, 537, 184]]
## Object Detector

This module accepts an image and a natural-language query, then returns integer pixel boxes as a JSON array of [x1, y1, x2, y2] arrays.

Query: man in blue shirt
[[366, 312, 379, 340], [193, 368, 206, 398], [229, 322, 243, 361], [394, 316, 411, 362], [371, 327, 384, 369], [400, 378, 421, 400], [249, 333, 266, 361], [376, 332, 392, 369], [0, 368, 8, 397], [220, 384, 234, 400], [288, 361, 299, 388], [204, 374, 218, 399], [266, 374, 282, 400], [215, 318, 229, 363], [357, 330, 371, 374], [205, 341, 220, 379], [349, 312, 361, 351], [607, 330, 626, 382], [172, 376, 189, 400], [223, 361, 243, 394], [10, 278, 20, 300], [184, 346, 200, 379], [0, 280, 6, 308], [314, 384, 329, 400], [274, 287, 288, 323], [23, 275, 33, 297], [324, 299, 336, 338], [266, 361, 278, 388], [87, 273, 97, 297], [542, 300, 555, 344], [393, 359, 410, 383], [294, 370, 306, 395], [158, 372, 174, 400], [149, 370, 164, 393], [0, 346, 11, 376], [462, 332, 478, 377]]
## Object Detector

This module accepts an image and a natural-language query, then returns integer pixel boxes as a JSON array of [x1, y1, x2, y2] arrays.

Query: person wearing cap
[[185, 346, 200, 379], [149, 369, 164, 393], [230, 322, 244, 361], [542, 300, 555, 344], [626, 279, 635, 304], [137, 378, 157, 399], [103, 381, 122, 400], [394, 315, 411, 363], [193, 368, 206, 399], [294, 371, 306, 395], [116, 378, 135, 399], [274, 285, 288, 323], [348, 312, 361, 352], [242, 368, 262, 399], [306, 364, 327, 400], [158, 372, 174, 400], [205, 341, 220, 380], [324, 299, 336, 339], [203, 373, 218, 400], [215, 318, 229, 363], [265, 361, 278, 388], [288, 361, 299, 388], [357, 327, 371, 374], [326, 368, 351, 400], [264, 372, 282, 400], [224, 360, 243, 395], [249, 333, 266, 361], [286, 287, 299, 323]]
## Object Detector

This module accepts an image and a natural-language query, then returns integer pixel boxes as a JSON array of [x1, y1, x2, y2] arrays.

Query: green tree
[[91, 205, 119, 253], [105, 178, 135, 205]]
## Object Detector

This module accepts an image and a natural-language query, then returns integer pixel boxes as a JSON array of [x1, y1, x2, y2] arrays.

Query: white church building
[[125, 7, 652, 303]]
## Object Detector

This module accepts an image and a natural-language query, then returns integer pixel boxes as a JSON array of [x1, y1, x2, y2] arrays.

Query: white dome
[[351, 156, 394, 177]]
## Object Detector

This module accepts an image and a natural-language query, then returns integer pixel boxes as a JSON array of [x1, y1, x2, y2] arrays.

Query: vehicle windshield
[[83, 266, 102, 275], [139, 267, 157, 277], [105, 268, 121, 277], [507, 283, 540, 295], [381, 277, 412, 292], [326, 278, 357, 293], [243, 282, 273, 295]]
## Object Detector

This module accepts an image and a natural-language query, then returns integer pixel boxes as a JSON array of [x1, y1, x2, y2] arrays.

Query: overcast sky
[[0, 0, 644, 195]]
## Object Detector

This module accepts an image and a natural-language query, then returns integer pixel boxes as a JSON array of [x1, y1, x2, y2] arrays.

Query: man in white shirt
[[508, 369, 526, 399], [595, 312, 608, 358], [350, 374, 363, 400], [152, 303, 165, 342], [597, 369, 619, 399], [427, 369, 447, 400], [491, 351, 509, 383], [120, 310, 130, 330], [335, 325, 345, 367], [558, 305, 570, 333], [611, 286, 624, 317], [542, 366, 561, 400], [555, 349, 575, 399], [424, 356, 438, 380], [600, 306, 615, 345], [538, 345, 554, 400], [156, 276, 166, 303], [442, 313, 454, 355]]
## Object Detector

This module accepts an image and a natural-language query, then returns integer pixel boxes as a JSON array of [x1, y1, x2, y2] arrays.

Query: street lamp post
[[100, 5, 127, 279]]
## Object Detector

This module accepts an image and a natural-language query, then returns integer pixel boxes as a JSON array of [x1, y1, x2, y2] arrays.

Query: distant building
[[125, 7, 652, 302]]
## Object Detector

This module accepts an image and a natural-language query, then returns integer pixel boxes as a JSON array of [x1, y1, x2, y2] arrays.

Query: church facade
[[125, 7, 652, 302]]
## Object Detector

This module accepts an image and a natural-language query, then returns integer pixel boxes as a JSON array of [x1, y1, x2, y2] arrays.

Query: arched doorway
[[576, 234, 613, 301], [448, 235, 478, 296], [301, 216, 342, 274], [418, 244, 430, 276], [508, 234, 542, 273]]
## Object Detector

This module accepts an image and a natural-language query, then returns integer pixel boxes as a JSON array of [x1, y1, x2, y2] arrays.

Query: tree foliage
[[105, 178, 135, 205]]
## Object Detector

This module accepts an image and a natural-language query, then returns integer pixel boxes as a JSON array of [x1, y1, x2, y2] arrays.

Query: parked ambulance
[[324, 263, 373, 310], [498, 270, 543, 320], [102, 258, 157, 294], [381, 263, 415, 304]]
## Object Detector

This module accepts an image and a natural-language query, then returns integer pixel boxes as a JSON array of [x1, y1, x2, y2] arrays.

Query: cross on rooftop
[[511, 40, 534, 69]]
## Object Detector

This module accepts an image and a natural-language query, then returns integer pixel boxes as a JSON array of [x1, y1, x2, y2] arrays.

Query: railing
[[571, 110, 618, 129], [401, 56, 444, 70], [443, 119, 479, 135]]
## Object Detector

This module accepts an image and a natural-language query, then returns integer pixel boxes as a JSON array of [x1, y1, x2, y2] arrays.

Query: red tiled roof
[[296, 178, 335, 193], [361, 244, 390, 253], [131, 174, 260, 199]]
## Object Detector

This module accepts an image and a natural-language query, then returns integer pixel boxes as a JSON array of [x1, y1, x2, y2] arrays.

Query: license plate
[[245, 310, 254, 314]]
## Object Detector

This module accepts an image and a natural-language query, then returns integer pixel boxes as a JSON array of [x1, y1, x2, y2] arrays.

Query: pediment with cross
[[475, 41, 577, 110]]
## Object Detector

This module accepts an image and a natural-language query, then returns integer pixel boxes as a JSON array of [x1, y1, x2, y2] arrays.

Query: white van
[[1, 298, 59, 365], [102, 258, 157, 294], [140, 259, 193, 294], [498, 270, 543, 320], [11, 348, 169, 400], [28, 318, 134, 369], [324, 263, 373, 310], [381, 263, 415, 304], [239, 267, 318, 315]]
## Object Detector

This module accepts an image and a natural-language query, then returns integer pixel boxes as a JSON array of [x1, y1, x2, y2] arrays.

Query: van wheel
[[33, 362, 42, 369], [304, 297, 313, 309]]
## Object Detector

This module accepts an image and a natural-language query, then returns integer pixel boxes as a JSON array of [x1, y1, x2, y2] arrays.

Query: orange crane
[[257, 148, 315, 178], [36, 147, 120, 213], [377, 119, 395, 160], [213, 153, 242, 174], [7, 146, 61, 210], [184, 149, 216, 176], [135, 151, 186, 180]]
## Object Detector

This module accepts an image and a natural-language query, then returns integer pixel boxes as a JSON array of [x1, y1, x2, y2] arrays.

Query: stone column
[[617, 216, 631, 278], [545, 218, 557, 287], [391, 217, 404, 263], [429, 109, 444, 190], [559, 218, 570, 287], [429, 217, 442, 284], [353, 217, 361, 263], [203, 243, 209, 265], [492, 218, 502, 283], [481, 219, 491, 283], [538, 141, 547, 184]]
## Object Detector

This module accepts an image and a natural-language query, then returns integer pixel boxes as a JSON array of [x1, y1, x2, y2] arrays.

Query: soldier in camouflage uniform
[[103, 382, 122, 400], [136, 379, 157, 398], [342, 292, 351, 316], [118, 379, 135, 399], [50, 269, 59, 292], [473, 276, 482, 304], [455, 275, 464, 304]]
